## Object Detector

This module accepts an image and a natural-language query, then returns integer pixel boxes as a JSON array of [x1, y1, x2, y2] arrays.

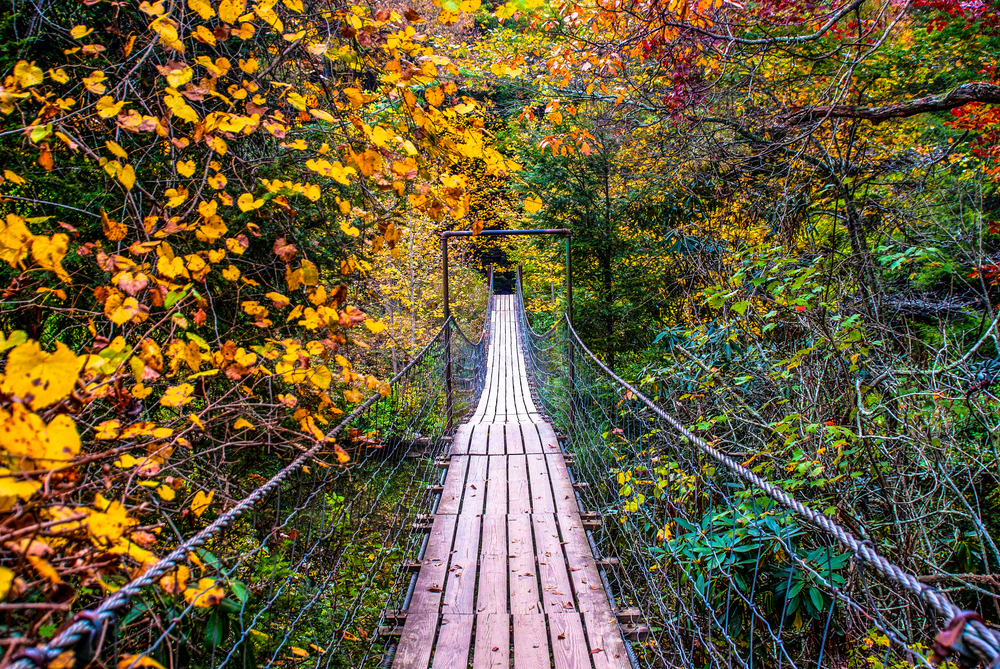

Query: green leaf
[[731, 301, 749, 315], [229, 580, 249, 604], [808, 587, 824, 613], [204, 609, 229, 649]]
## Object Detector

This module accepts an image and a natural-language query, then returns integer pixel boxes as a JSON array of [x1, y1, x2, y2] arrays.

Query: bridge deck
[[393, 295, 631, 669]]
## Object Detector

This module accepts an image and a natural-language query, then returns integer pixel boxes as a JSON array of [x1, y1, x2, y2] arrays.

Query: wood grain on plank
[[431, 614, 474, 669], [392, 610, 438, 669], [481, 457, 504, 517], [437, 455, 469, 515], [462, 455, 488, 517], [444, 513, 481, 614], [408, 513, 459, 613], [583, 611, 632, 669], [476, 515, 508, 614], [556, 512, 609, 614], [532, 513, 575, 614], [512, 613, 549, 669], [488, 424, 505, 456], [526, 453, 555, 514], [507, 513, 540, 615], [472, 613, 510, 669], [549, 612, 590, 669], [468, 423, 490, 456], [508, 454, 530, 515]]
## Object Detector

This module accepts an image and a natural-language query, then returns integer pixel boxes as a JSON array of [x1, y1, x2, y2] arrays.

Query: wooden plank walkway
[[393, 295, 631, 669]]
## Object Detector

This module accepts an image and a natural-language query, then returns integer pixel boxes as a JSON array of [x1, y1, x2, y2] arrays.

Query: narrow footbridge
[[14, 273, 1000, 669], [393, 295, 630, 668]]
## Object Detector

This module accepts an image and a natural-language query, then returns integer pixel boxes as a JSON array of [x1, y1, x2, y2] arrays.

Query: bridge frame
[[441, 229, 573, 430]]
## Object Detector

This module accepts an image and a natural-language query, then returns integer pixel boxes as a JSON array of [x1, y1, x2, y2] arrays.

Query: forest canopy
[[2, 0, 1000, 664]]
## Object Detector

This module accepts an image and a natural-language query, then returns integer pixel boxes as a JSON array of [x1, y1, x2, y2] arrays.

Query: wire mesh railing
[[513, 270, 1000, 669], [12, 286, 492, 669]]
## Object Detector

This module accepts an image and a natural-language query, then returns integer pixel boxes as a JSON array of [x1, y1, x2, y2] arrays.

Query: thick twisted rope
[[561, 315, 1000, 666], [12, 323, 449, 669]]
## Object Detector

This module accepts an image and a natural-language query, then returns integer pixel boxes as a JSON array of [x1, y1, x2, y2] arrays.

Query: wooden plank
[[526, 453, 555, 514], [533, 513, 575, 614], [537, 422, 562, 453], [521, 425, 544, 454], [488, 424, 505, 456], [583, 611, 632, 669], [462, 455, 488, 517], [556, 512, 609, 614], [472, 613, 510, 669], [486, 455, 507, 514], [507, 514, 540, 615], [431, 614, 474, 669], [392, 610, 437, 669], [437, 456, 469, 515], [476, 515, 508, 614], [468, 424, 490, 456], [444, 513, 481, 614], [506, 424, 524, 455], [546, 453, 579, 517], [451, 424, 474, 456], [408, 513, 459, 613], [508, 455, 530, 515], [513, 613, 549, 669], [549, 612, 590, 669]]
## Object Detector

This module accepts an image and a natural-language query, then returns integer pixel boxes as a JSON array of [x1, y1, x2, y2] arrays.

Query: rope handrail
[[559, 312, 1000, 666], [11, 322, 452, 669]]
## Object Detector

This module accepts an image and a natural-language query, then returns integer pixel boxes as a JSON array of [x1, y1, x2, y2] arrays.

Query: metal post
[[565, 234, 575, 425], [443, 236, 453, 432]]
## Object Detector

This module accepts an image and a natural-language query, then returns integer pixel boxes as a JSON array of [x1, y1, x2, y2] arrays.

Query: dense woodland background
[[2, 0, 1000, 664]]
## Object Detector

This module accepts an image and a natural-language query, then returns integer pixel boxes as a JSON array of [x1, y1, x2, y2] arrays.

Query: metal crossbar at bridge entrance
[[11, 267, 1000, 669]]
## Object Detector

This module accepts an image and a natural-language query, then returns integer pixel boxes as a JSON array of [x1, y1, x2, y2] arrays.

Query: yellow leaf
[[524, 196, 543, 213], [158, 484, 176, 501], [159, 565, 189, 594], [1, 340, 82, 408], [95, 419, 121, 440], [222, 264, 240, 281], [0, 214, 34, 267], [237, 193, 264, 211], [218, 0, 246, 23], [309, 365, 332, 389], [106, 294, 141, 325], [96, 96, 127, 119], [0, 566, 13, 601], [160, 383, 194, 407], [176, 160, 196, 177], [334, 443, 350, 464], [233, 417, 254, 429], [117, 656, 166, 669], [70, 25, 94, 39], [300, 259, 319, 285], [343, 88, 364, 109], [344, 388, 362, 403], [425, 86, 444, 107], [3, 170, 25, 185], [190, 489, 214, 517], [364, 319, 387, 334], [292, 647, 309, 658], [283, 30, 305, 41], [30, 233, 71, 282], [106, 140, 128, 159], [193, 24, 217, 45], [183, 577, 225, 607], [27, 555, 61, 584], [13, 60, 44, 88], [188, 0, 215, 18], [119, 164, 136, 190]]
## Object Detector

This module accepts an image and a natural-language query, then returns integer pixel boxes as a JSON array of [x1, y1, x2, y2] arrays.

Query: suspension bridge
[[10, 263, 1000, 669]]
